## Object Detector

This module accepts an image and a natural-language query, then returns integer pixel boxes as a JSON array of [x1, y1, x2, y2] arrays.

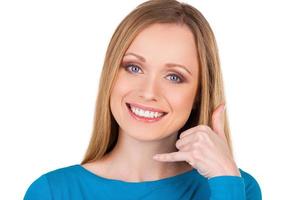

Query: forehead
[[125, 23, 198, 73]]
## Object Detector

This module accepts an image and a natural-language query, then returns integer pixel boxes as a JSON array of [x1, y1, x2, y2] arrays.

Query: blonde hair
[[81, 0, 233, 164]]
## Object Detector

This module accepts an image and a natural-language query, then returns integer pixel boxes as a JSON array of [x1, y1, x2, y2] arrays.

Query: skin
[[153, 104, 241, 179], [82, 23, 240, 181]]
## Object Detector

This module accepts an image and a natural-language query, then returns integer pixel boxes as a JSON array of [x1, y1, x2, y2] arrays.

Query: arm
[[208, 170, 262, 200], [208, 176, 246, 200]]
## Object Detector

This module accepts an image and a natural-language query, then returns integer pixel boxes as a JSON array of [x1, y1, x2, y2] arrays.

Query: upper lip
[[126, 102, 168, 114]]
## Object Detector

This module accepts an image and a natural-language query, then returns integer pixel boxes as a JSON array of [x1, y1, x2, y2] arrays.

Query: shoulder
[[42, 164, 81, 183], [24, 174, 51, 200], [23, 164, 80, 200], [239, 168, 262, 200]]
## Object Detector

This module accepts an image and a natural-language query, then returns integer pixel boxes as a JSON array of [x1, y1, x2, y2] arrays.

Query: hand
[[153, 103, 241, 179]]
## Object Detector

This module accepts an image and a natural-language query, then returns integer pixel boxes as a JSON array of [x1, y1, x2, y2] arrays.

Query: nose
[[138, 75, 160, 101]]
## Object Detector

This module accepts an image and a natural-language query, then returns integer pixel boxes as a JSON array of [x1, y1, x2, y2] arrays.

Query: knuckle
[[192, 142, 199, 148], [191, 150, 201, 160], [196, 132, 205, 141], [204, 126, 211, 132], [182, 145, 190, 152], [198, 125, 211, 132]]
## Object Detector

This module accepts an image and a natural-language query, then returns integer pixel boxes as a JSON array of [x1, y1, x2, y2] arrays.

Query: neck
[[100, 129, 191, 182]]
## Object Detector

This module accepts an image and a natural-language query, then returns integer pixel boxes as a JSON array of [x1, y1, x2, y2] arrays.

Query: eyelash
[[122, 63, 185, 84]]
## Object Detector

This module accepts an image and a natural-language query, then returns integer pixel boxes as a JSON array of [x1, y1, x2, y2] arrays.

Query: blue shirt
[[24, 164, 261, 200]]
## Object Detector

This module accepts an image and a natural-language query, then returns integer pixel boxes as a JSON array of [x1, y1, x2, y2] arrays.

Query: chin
[[123, 127, 178, 142]]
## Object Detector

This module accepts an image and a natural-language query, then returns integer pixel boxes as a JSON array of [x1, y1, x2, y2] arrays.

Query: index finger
[[179, 124, 209, 139]]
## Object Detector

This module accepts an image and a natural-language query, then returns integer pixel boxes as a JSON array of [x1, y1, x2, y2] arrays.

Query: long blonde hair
[[81, 0, 233, 164]]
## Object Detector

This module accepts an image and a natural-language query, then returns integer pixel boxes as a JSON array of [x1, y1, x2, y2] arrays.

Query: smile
[[126, 103, 168, 123]]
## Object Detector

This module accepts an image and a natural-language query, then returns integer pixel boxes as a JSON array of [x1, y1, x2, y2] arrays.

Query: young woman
[[24, 0, 262, 199]]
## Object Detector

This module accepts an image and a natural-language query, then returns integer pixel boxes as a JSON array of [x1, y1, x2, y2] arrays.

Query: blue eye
[[166, 74, 182, 83], [124, 63, 142, 74], [123, 63, 184, 84]]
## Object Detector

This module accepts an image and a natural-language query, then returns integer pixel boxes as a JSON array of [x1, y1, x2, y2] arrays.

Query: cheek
[[111, 71, 134, 98], [165, 87, 196, 113], [163, 86, 197, 133]]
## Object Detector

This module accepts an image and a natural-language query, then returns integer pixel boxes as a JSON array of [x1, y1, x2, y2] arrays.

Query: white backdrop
[[0, 0, 300, 199]]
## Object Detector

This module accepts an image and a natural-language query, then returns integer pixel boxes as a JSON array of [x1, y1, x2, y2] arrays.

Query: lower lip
[[126, 103, 166, 123]]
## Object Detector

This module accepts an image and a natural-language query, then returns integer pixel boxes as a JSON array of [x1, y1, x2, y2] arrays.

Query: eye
[[123, 63, 142, 74], [122, 62, 185, 84], [166, 74, 184, 83]]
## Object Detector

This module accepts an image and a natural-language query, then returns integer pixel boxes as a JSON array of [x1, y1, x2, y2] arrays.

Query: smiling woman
[[109, 22, 200, 143], [24, 0, 262, 199]]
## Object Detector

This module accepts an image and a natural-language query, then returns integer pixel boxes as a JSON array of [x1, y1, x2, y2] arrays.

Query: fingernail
[[153, 155, 159, 159]]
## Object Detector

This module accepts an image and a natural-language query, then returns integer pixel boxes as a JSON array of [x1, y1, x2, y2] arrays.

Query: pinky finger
[[153, 151, 191, 163]]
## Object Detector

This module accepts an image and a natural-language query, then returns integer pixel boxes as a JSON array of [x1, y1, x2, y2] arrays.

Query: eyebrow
[[123, 52, 192, 76]]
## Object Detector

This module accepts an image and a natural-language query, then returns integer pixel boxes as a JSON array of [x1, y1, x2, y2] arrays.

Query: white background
[[0, 0, 300, 199]]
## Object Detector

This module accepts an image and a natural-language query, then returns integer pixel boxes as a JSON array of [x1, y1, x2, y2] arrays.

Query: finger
[[153, 151, 192, 163], [211, 103, 227, 141], [177, 142, 193, 152], [179, 124, 210, 139], [179, 125, 199, 139], [175, 133, 195, 149]]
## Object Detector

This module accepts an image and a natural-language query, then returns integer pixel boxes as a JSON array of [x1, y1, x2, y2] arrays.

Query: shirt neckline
[[75, 164, 198, 185]]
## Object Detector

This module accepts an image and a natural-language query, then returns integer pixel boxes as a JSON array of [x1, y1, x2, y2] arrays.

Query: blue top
[[24, 164, 261, 200]]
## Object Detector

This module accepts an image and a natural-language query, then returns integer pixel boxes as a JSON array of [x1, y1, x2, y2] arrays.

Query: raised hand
[[153, 103, 241, 179]]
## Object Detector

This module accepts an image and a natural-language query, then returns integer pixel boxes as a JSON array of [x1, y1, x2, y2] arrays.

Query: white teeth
[[129, 105, 164, 118]]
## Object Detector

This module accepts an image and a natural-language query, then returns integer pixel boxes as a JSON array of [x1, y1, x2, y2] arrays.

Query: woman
[[24, 0, 262, 199]]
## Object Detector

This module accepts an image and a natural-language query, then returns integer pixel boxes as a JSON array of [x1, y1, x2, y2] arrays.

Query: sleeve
[[208, 175, 246, 200], [207, 170, 262, 200], [242, 170, 262, 200], [23, 175, 52, 200]]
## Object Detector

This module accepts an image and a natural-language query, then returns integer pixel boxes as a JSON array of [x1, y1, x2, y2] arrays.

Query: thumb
[[211, 103, 226, 140]]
